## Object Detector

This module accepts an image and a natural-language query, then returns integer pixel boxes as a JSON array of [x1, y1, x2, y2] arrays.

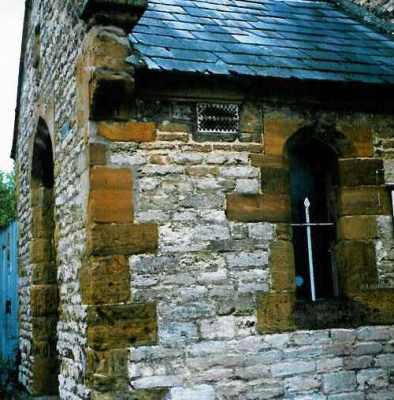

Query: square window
[[196, 103, 239, 140]]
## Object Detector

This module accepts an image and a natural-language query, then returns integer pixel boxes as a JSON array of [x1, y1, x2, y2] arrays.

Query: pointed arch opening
[[30, 118, 59, 396], [286, 127, 341, 302]]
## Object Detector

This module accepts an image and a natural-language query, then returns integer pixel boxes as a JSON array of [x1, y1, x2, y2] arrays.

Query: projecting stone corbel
[[79, 0, 148, 31]]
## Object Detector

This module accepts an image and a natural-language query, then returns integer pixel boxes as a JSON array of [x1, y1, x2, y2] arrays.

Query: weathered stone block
[[263, 110, 304, 156], [337, 216, 378, 240], [86, 304, 157, 351], [31, 355, 59, 396], [336, 241, 377, 293], [261, 165, 289, 194], [338, 158, 383, 187], [89, 166, 133, 223], [336, 117, 374, 157], [81, 255, 130, 305], [349, 289, 394, 325], [81, 27, 132, 71], [30, 239, 54, 263], [89, 68, 134, 121], [31, 187, 53, 208], [226, 193, 290, 223], [270, 241, 295, 292], [322, 371, 356, 394], [31, 207, 54, 239], [87, 223, 158, 256], [32, 316, 58, 341], [256, 292, 295, 333], [98, 121, 156, 142], [32, 263, 57, 285], [80, 0, 148, 31], [31, 285, 59, 317], [240, 102, 262, 142], [90, 142, 107, 166], [338, 186, 391, 216]]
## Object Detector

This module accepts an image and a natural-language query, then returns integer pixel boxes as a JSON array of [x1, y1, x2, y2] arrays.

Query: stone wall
[[91, 95, 394, 399], [15, 0, 90, 398], [14, 0, 394, 399], [350, 0, 394, 22]]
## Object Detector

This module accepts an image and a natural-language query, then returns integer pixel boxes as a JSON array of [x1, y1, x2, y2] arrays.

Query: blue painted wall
[[0, 221, 18, 362]]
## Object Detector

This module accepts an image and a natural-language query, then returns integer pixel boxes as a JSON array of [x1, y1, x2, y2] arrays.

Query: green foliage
[[0, 171, 16, 228]]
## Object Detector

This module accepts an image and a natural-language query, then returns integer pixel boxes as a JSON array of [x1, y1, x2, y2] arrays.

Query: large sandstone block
[[31, 355, 59, 396], [32, 262, 57, 285], [30, 238, 54, 263], [350, 289, 394, 325], [226, 193, 290, 223], [87, 223, 158, 256], [32, 316, 58, 341], [336, 241, 377, 293], [256, 292, 295, 333], [80, 0, 147, 31], [263, 110, 304, 156], [337, 216, 378, 240], [89, 166, 133, 223], [270, 241, 296, 292], [338, 186, 391, 216], [31, 207, 54, 239], [338, 158, 383, 187], [336, 117, 374, 157], [31, 285, 58, 317], [81, 255, 130, 305], [86, 304, 157, 351], [89, 68, 134, 121], [89, 143, 107, 166], [98, 121, 156, 142]]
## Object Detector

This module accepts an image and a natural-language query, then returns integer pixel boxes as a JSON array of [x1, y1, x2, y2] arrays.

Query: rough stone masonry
[[12, 0, 394, 399]]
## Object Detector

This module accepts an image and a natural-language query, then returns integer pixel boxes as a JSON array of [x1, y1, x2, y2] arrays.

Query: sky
[[0, 1, 25, 172]]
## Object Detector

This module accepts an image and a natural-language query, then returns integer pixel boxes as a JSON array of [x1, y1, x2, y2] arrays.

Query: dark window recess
[[196, 103, 239, 140], [288, 137, 339, 302]]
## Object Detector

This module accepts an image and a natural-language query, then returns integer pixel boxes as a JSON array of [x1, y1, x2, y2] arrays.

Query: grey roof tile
[[128, 0, 394, 85]]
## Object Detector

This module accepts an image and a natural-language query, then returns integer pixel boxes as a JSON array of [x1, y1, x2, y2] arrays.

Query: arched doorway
[[30, 118, 59, 396], [286, 130, 340, 302]]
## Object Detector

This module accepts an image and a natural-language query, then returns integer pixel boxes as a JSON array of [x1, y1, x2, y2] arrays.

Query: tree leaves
[[0, 171, 16, 228]]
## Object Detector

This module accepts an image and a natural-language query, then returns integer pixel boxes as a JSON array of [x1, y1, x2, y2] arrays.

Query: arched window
[[287, 131, 339, 302], [30, 119, 59, 396]]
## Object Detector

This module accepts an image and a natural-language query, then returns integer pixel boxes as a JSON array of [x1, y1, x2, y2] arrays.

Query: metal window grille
[[197, 103, 239, 135]]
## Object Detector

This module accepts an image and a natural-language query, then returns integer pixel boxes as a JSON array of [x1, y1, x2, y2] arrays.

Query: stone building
[[11, 0, 394, 399]]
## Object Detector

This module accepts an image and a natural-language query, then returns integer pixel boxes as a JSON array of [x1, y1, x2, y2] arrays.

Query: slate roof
[[128, 0, 394, 84]]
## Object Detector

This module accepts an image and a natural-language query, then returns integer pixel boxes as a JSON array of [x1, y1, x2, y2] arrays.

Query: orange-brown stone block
[[31, 285, 58, 317], [87, 223, 158, 256], [89, 143, 107, 166], [338, 158, 383, 187], [256, 292, 295, 333], [89, 166, 133, 223], [98, 121, 156, 142], [264, 111, 304, 156], [349, 289, 394, 325], [336, 117, 374, 157], [86, 303, 157, 351], [338, 186, 391, 216], [81, 255, 130, 305], [336, 241, 377, 293], [337, 216, 378, 241], [226, 193, 290, 223], [270, 241, 296, 292]]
